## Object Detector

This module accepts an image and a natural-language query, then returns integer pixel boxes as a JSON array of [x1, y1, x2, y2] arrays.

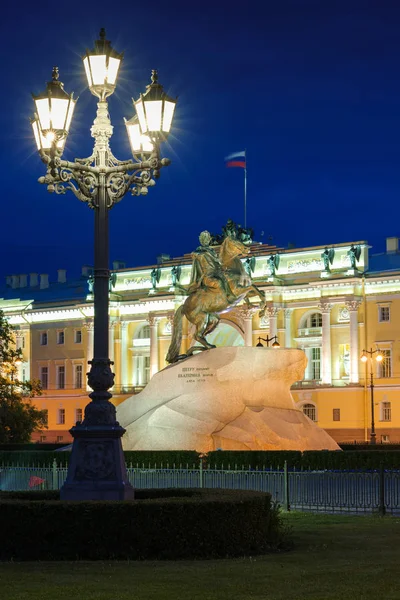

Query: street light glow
[[32, 67, 76, 153], [82, 28, 123, 99], [134, 70, 177, 136], [124, 116, 153, 155]]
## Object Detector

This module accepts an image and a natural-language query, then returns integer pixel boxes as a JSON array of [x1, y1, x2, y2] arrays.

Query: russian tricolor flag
[[225, 151, 246, 169]]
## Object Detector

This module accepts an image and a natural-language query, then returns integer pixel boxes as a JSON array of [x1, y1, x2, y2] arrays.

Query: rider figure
[[188, 231, 236, 303]]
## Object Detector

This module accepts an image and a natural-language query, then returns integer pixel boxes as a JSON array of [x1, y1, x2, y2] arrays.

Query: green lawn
[[1, 513, 399, 600]]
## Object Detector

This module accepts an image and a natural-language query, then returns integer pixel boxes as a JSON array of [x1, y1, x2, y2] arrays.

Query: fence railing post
[[379, 463, 386, 516], [283, 460, 290, 511], [52, 459, 58, 490], [199, 458, 203, 489]]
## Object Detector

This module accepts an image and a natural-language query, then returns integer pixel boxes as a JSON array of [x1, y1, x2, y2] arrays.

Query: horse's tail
[[166, 306, 184, 363]]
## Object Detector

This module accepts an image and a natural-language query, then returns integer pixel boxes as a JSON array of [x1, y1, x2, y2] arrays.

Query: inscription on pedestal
[[177, 366, 215, 384]]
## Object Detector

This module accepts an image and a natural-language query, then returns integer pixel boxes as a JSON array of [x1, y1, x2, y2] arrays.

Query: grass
[[1, 512, 400, 599]]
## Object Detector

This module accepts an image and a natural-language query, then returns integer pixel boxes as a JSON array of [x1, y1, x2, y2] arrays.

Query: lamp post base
[[60, 423, 135, 501]]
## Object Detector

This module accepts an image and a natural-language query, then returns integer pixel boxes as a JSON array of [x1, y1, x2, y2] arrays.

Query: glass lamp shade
[[360, 354, 368, 363], [124, 115, 153, 154], [83, 28, 123, 98], [32, 67, 75, 152], [375, 353, 383, 362], [134, 70, 177, 137], [272, 341, 280, 348], [31, 116, 65, 151]]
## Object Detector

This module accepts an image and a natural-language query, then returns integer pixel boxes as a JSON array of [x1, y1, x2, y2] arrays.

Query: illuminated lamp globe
[[376, 353, 383, 362], [134, 70, 177, 138], [14, 357, 23, 366], [32, 67, 75, 153], [83, 28, 123, 99], [124, 114, 153, 155], [272, 340, 280, 348], [360, 354, 368, 363]]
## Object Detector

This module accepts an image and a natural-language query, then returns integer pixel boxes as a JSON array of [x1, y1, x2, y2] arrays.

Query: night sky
[[1, 0, 400, 282]]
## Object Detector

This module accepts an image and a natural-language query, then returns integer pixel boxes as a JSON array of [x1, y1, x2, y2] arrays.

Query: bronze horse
[[166, 236, 265, 363]]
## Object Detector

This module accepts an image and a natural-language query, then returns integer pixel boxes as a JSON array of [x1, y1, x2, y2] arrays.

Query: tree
[[0, 310, 46, 443]]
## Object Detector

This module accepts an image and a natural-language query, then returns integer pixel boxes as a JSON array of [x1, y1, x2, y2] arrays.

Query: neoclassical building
[[2, 235, 400, 444]]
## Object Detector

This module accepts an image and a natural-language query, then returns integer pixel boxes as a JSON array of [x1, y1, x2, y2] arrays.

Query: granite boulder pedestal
[[117, 347, 339, 451]]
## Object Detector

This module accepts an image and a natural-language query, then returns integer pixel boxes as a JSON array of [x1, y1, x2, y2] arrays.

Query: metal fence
[[1, 460, 399, 514]]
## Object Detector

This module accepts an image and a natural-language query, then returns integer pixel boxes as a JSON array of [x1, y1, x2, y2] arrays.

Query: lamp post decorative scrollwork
[[31, 29, 177, 500]]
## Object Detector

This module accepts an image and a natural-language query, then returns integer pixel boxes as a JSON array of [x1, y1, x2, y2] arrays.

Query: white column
[[239, 306, 256, 346], [85, 320, 94, 390], [266, 305, 280, 339], [346, 300, 360, 384], [319, 302, 332, 385], [120, 321, 129, 388], [148, 313, 159, 378], [109, 320, 115, 364], [304, 347, 313, 380], [284, 309, 293, 348]]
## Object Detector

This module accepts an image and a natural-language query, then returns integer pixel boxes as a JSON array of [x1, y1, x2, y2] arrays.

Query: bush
[[0, 489, 280, 560], [301, 450, 400, 470], [206, 450, 303, 469]]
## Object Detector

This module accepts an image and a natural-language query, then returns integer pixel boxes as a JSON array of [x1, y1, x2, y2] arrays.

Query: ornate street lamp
[[31, 67, 76, 153], [360, 348, 383, 445], [133, 70, 177, 139], [124, 114, 153, 156], [31, 29, 176, 501], [256, 335, 280, 348], [82, 28, 123, 100]]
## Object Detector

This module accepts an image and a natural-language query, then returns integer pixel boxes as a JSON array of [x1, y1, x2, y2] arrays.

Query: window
[[74, 330, 82, 344], [40, 367, 48, 390], [75, 408, 83, 423], [379, 350, 392, 378], [40, 435, 47, 442], [57, 409, 65, 425], [42, 409, 48, 425], [378, 306, 390, 323], [21, 337, 25, 349], [40, 332, 48, 346], [381, 434, 390, 444], [57, 331, 65, 345], [303, 403, 316, 421], [57, 366, 65, 389], [333, 408, 341, 422], [137, 325, 150, 339], [311, 347, 321, 380], [309, 313, 322, 328], [75, 365, 83, 389], [22, 368, 26, 382], [56, 436, 64, 442], [381, 401, 392, 422]]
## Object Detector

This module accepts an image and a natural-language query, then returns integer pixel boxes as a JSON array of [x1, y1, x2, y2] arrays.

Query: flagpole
[[244, 149, 247, 228]]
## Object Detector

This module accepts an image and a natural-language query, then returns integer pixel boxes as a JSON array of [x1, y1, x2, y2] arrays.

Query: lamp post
[[360, 348, 383, 445], [256, 335, 280, 348], [31, 29, 177, 500]]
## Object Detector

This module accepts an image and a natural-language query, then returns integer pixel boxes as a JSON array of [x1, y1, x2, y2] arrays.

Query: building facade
[[2, 236, 400, 445]]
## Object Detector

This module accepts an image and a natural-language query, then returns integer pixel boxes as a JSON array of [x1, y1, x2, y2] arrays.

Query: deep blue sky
[[1, 0, 400, 282]]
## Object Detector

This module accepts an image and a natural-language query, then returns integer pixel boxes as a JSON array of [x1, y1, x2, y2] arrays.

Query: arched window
[[307, 313, 322, 328], [302, 403, 316, 421]]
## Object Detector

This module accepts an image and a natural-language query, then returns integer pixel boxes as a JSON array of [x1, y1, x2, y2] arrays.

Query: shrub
[[206, 450, 303, 469], [0, 489, 280, 560]]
